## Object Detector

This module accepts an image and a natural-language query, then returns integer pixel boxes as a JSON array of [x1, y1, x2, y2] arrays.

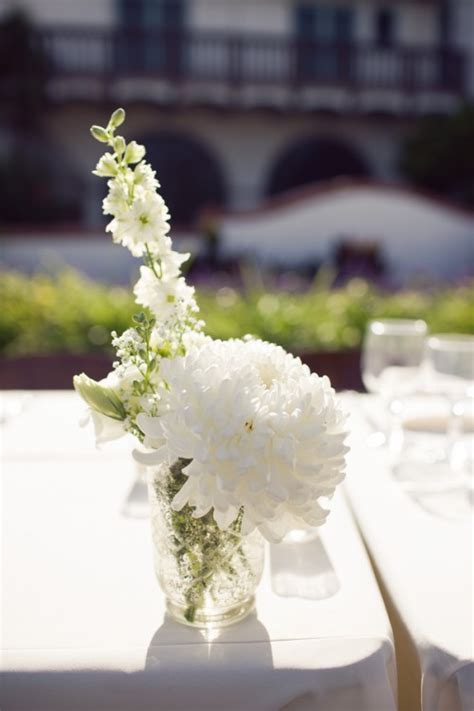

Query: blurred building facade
[[0, 0, 473, 231]]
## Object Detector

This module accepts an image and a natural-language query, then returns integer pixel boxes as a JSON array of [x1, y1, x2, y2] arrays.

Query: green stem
[[145, 243, 162, 279], [157, 460, 249, 624]]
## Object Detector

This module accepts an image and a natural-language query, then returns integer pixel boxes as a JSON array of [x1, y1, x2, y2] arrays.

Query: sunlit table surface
[[1, 390, 396, 711], [342, 392, 473, 711]]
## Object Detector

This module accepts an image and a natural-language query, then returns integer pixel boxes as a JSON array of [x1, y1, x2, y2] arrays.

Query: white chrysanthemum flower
[[134, 338, 348, 542], [134, 265, 197, 320], [107, 188, 171, 257]]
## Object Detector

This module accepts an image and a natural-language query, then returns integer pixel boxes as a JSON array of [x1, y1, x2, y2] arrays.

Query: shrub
[[0, 269, 473, 356], [400, 104, 474, 208]]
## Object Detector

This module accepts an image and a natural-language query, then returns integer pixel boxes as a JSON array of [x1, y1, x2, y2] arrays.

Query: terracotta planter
[[298, 349, 363, 392], [0, 353, 113, 390], [0, 350, 364, 392]]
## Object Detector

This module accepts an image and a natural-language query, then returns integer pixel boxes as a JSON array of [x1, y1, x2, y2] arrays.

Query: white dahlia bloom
[[107, 188, 170, 257], [134, 338, 348, 542], [134, 264, 197, 321]]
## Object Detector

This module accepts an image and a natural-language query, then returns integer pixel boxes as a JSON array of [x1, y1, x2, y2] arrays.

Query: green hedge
[[1, 269, 473, 356]]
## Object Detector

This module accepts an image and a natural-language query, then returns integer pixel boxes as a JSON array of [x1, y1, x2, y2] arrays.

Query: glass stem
[[387, 397, 404, 457], [447, 399, 465, 475]]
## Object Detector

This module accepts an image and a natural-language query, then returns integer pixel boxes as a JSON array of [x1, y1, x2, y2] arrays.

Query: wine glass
[[361, 319, 428, 450], [425, 334, 474, 487]]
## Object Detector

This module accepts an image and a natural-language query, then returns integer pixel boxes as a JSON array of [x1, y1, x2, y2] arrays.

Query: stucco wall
[[4, 186, 469, 287], [191, 0, 289, 34], [0, 0, 444, 44], [220, 185, 474, 281], [2, 0, 471, 96], [0, 0, 115, 26], [40, 105, 409, 222]]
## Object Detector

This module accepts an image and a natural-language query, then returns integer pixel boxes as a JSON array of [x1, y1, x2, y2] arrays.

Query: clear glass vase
[[148, 459, 265, 628]]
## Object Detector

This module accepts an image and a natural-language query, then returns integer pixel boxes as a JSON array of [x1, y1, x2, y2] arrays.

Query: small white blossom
[[111, 328, 143, 366], [125, 140, 146, 164], [134, 161, 160, 191], [107, 189, 171, 257], [102, 175, 130, 216], [93, 153, 119, 177], [134, 265, 197, 321], [160, 248, 190, 278]]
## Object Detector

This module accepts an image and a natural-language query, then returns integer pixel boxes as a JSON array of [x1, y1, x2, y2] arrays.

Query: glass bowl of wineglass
[[425, 334, 474, 486], [361, 319, 428, 450]]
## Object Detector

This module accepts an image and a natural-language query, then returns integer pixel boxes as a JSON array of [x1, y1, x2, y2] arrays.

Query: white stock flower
[[93, 153, 119, 177], [134, 265, 197, 320], [125, 140, 146, 164], [134, 161, 160, 191], [107, 189, 170, 257], [160, 249, 190, 278], [102, 176, 130, 217], [134, 338, 348, 542]]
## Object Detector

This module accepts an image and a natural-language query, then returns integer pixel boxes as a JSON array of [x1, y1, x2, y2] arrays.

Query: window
[[335, 8, 353, 43], [294, 4, 354, 80], [375, 8, 396, 48], [295, 4, 354, 43], [117, 1, 185, 29], [439, 0, 451, 45], [116, 1, 186, 72]]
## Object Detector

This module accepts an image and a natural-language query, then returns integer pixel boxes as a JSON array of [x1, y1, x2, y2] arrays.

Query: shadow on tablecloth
[[270, 535, 340, 600], [145, 612, 273, 671]]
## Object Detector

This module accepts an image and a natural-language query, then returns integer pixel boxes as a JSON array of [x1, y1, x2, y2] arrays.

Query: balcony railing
[[6, 27, 468, 98]]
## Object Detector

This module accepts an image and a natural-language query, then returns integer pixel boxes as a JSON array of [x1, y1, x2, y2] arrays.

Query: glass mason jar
[[148, 459, 265, 628]]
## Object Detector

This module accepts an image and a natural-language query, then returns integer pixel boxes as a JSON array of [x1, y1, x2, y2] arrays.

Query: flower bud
[[92, 153, 119, 177], [73, 373, 126, 421], [90, 125, 110, 143], [125, 141, 146, 164], [114, 136, 126, 156], [108, 107, 126, 129]]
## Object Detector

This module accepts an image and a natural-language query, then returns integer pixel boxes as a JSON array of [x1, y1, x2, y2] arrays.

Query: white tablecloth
[[342, 393, 474, 711], [1, 391, 396, 711]]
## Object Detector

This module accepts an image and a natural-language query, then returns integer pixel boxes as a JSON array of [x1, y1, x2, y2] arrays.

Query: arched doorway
[[139, 132, 227, 227], [266, 136, 370, 197]]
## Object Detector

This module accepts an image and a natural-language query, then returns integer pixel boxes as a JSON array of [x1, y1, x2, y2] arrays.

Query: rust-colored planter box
[[0, 354, 113, 390], [0, 350, 363, 392], [298, 350, 363, 392]]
